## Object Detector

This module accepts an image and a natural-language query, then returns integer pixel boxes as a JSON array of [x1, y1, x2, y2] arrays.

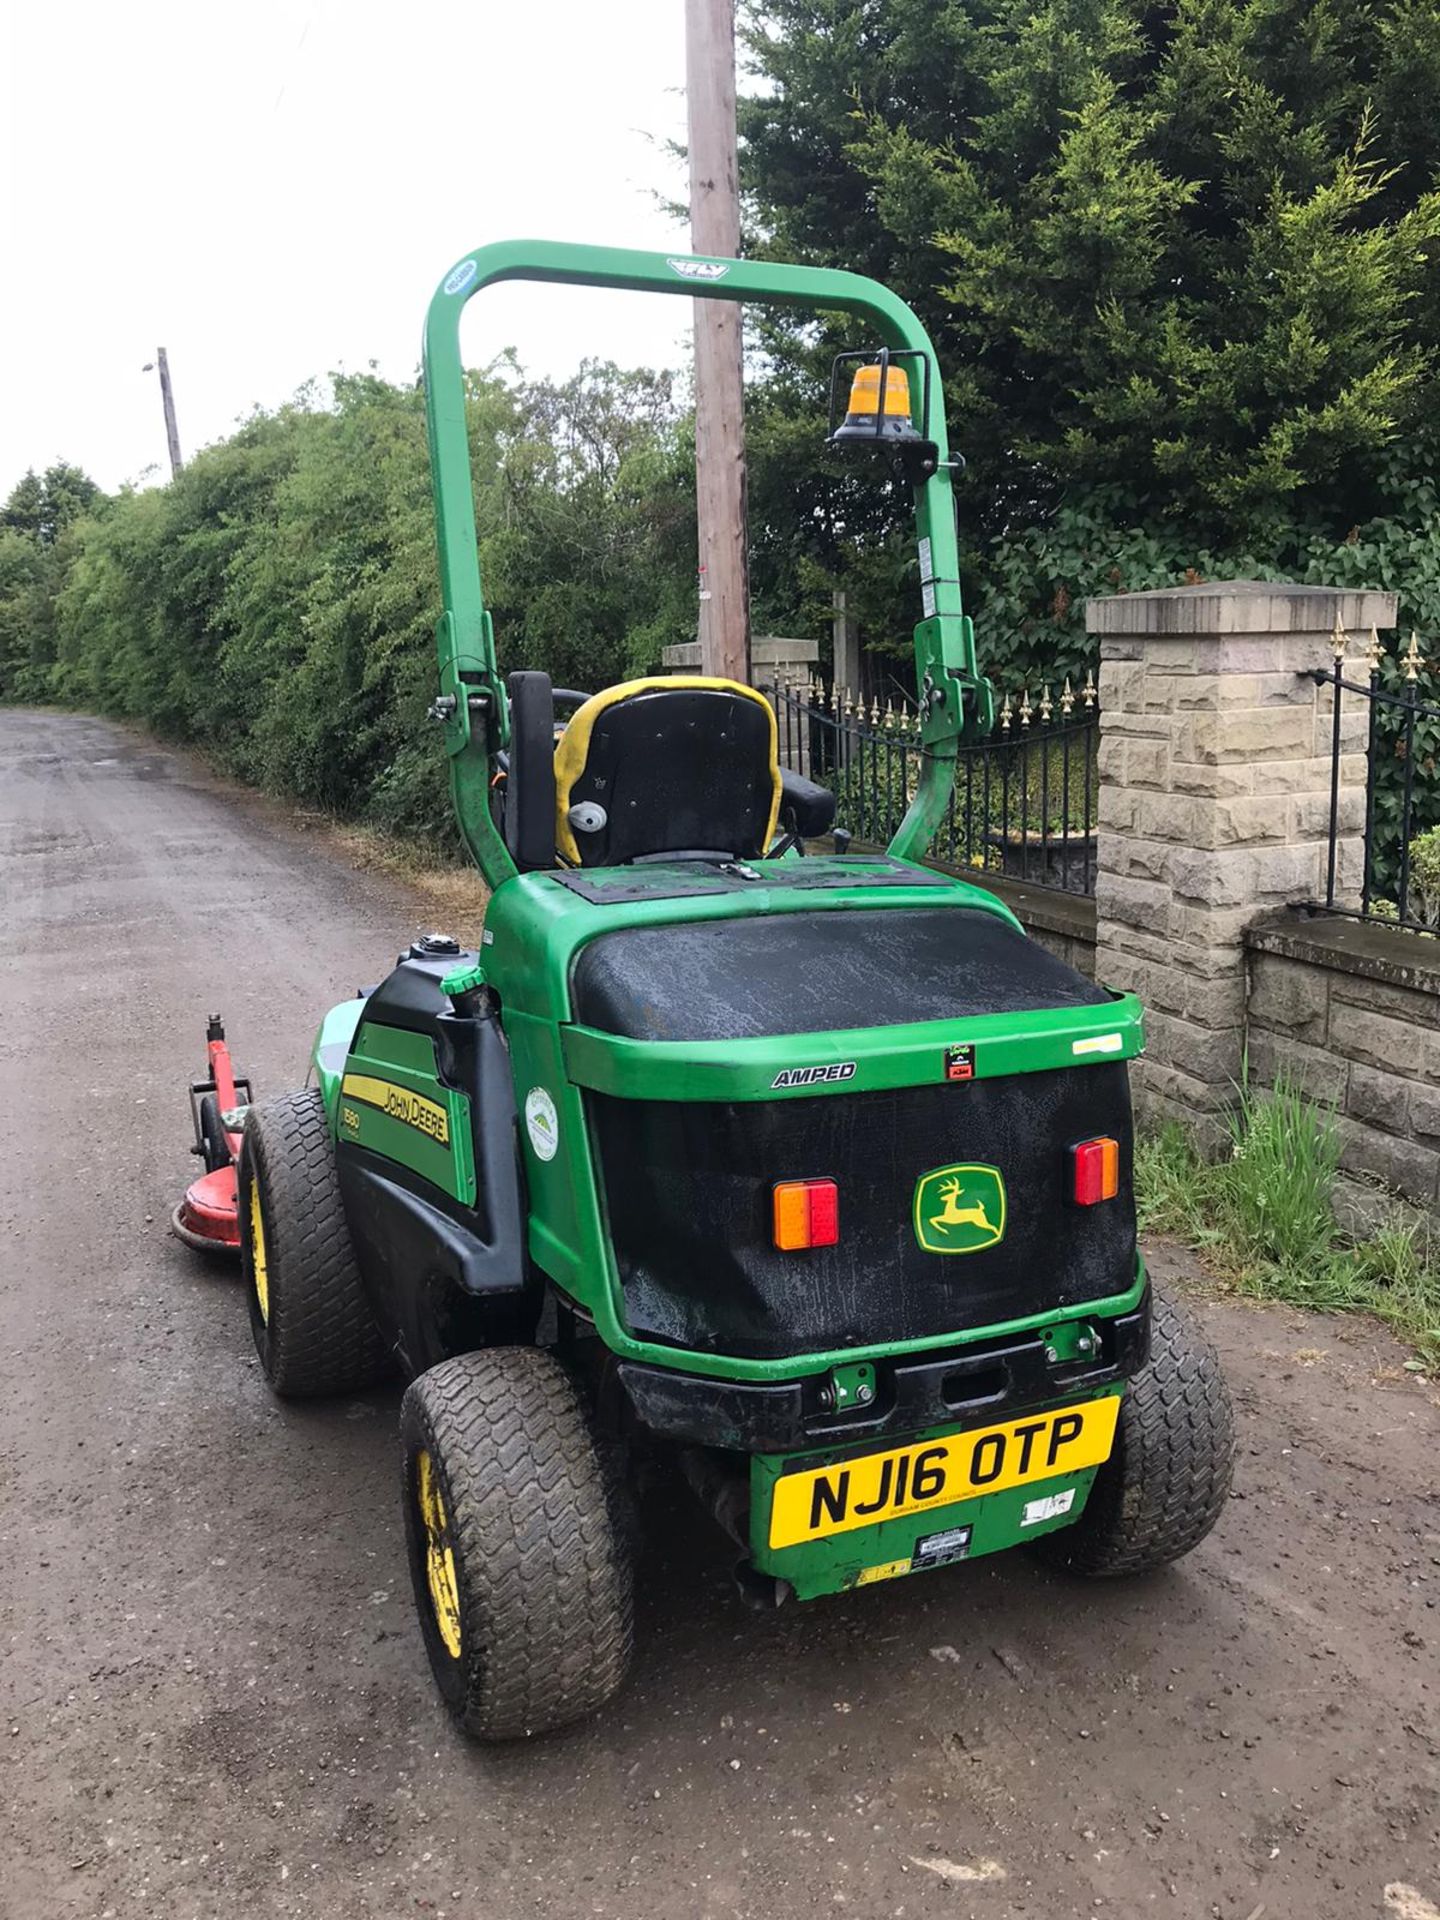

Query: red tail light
[[772, 1178, 839, 1250], [1071, 1137, 1119, 1206]]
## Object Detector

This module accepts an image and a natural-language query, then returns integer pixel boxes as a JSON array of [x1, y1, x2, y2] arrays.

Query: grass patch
[[317, 820, 490, 946], [1136, 1076, 1440, 1370]]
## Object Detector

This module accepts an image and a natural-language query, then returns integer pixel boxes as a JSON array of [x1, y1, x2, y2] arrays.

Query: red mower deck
[[172, 1016, 251, 1256]]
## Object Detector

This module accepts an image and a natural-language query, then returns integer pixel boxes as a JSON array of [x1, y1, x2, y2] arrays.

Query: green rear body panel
[[311, 855, 1145, 1391], [472, 856, 1146, 1385]]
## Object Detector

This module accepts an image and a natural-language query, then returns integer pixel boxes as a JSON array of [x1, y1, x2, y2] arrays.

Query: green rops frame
[[421, 240, 994, 887]]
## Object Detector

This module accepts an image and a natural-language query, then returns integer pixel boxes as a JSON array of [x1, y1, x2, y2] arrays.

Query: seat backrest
[[553, 677, 781, 866]]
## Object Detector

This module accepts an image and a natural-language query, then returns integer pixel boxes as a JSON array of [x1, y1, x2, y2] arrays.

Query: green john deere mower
[[233, 241, 1234, 1740]]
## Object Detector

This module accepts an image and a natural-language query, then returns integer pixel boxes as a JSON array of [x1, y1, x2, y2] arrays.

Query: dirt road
[[2, 708, 1437, 1920]]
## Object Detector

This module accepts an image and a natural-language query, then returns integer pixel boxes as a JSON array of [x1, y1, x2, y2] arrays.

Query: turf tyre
[[400, 1347, 634, 1740], [1036, 1285, 1234, 1576], [238, 1088, 390, 1397]]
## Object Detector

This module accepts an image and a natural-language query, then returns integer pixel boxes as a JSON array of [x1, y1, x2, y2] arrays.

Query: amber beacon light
[[829, 361, 921, 446]]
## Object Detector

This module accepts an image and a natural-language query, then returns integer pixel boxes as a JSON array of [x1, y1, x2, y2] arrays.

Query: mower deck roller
[[216, 240, 1233, 1741]]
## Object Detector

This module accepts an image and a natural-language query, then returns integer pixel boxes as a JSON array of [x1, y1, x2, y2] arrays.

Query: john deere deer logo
[[913, 1163, 1007, 1256], [931, 1176, 997, 1235]]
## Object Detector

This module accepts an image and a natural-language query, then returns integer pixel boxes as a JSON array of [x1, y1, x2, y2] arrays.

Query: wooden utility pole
[[685, 0, 750, 683], [155, 347, 183, 478]]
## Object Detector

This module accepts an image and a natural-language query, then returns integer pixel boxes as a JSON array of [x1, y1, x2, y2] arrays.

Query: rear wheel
[[400, 1347, 634, 1740], [238, 1088, 390, 1397], [1036, 1286, 1234, 1576]]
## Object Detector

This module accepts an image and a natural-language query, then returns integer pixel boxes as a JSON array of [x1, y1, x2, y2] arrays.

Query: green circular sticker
[[524, 1087, 558, 1161]]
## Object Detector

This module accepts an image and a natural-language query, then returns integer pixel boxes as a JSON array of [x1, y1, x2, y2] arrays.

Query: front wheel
[[238, 1088, 391, 1397], [1035, 1286, 1235, 1577], [400, 1348, 634, 1740]]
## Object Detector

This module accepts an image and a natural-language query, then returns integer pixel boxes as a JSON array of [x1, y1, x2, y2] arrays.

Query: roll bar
[[421, 239, 992, 885]]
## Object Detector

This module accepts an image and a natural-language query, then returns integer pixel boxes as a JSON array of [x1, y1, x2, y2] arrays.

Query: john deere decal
[[912, 1162, 1006, 1255], [340, 1073, 450, 1146]]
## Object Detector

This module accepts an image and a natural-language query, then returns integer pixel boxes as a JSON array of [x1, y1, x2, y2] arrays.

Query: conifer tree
[[741, 0, 1440, 556]]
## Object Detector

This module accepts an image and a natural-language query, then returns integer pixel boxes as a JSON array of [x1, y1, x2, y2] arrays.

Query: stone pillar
[[1087, 580, 1396, 1140], [661, 634, 820, 685]]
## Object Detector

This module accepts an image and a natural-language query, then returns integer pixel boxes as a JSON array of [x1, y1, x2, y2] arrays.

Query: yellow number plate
[[767, 1395, 1120, 1550]]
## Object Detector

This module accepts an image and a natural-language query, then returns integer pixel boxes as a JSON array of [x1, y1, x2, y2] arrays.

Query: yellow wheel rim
[[417, 1449, 462, 1659], [248, 1180, 270, 1326]]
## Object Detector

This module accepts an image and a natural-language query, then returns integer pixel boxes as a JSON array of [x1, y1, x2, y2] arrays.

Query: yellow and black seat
[[553, 677, 781, 867], [500, 671, 834, 871]]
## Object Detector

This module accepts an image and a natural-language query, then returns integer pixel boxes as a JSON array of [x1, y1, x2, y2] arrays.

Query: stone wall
[[1087, 581, 1394, 1147], [1245, 914, 1440, 1214]]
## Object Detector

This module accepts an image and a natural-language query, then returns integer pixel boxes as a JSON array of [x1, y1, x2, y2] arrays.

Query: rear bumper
[[617, 1283, 1150, 1454]]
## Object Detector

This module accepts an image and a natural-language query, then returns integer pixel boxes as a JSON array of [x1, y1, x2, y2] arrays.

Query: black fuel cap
[[413, 931, 461, 957]]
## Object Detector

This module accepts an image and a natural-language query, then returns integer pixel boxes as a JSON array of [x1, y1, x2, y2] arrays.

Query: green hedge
[[3, 366, 696, 852]]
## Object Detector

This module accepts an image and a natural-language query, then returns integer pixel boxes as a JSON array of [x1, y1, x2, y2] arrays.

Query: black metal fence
[[772, 675, 1100, 895], [1315, 629, 1440, 931]]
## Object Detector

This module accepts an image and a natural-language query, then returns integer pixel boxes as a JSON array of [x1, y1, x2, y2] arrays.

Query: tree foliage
[[0, 463, 106, 698], [739, 0, 1440, 679], [2, 462, 102, 544]]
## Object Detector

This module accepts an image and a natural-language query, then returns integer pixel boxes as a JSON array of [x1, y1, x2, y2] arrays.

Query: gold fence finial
[[1060, 675, 1075, 716], [1404, 631, 1424, 682], [999, 691, 1012, 733], [1332, 613, 1347, 661], [1039, 683, 1053, 724], [1081, 669, 1097, 710], [1365, 626, 1383, 676], [1019, 687, 1033, 729]]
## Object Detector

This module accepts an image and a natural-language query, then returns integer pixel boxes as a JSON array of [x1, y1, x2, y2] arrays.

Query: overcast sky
[[1, 0, 695, 493]]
